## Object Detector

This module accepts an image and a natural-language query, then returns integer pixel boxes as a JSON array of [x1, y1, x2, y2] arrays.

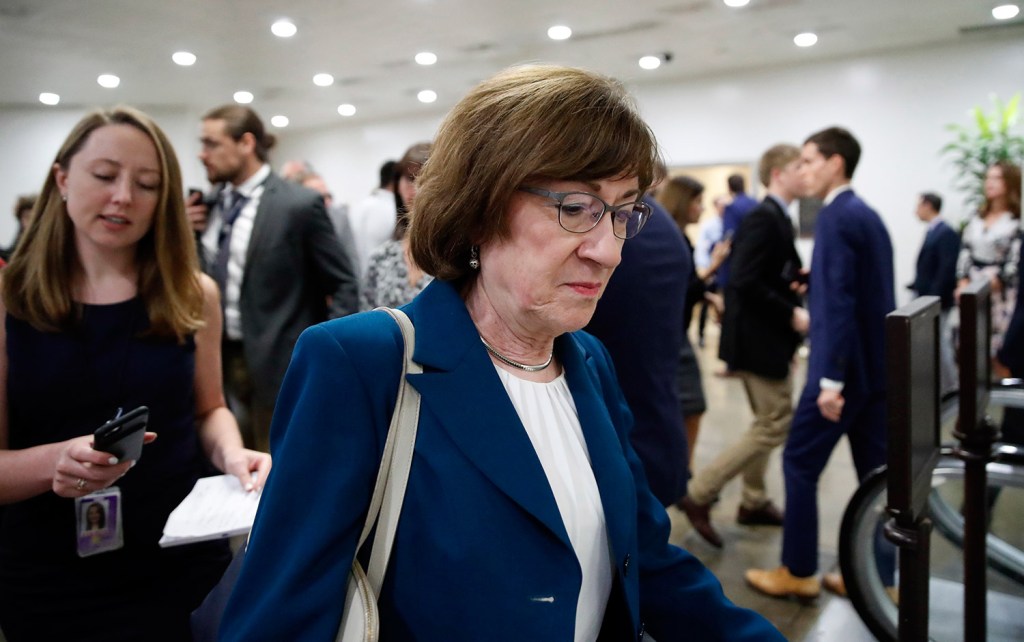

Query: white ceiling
[[0, 0, 1019, 131]]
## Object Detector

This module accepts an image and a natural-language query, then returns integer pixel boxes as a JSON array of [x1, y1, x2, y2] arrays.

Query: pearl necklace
[[480, 336, 553, 372]]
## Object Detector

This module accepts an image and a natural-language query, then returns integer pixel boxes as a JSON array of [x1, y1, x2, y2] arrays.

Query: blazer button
[[623, 554, 631, 576]]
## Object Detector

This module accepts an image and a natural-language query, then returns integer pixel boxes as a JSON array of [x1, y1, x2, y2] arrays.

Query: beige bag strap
[[358, 307, 421, 594]]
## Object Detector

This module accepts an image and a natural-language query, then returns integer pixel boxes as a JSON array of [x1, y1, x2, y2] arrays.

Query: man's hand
[[792, 307, 810, 334], [817, 388, 845, 423]]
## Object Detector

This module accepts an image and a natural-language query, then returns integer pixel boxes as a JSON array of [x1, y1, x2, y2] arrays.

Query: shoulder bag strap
[[358, 307, 421, 594]]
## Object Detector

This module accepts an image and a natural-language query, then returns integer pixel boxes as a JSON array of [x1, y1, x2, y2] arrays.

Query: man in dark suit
[[189, 105, 358, 452], [908, 192, 961, 394], [747, 127, 895, 599], [587, 180, 692, 508], [679, 144, 809, 547]]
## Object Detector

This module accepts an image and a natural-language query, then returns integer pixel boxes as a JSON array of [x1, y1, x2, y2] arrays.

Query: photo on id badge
[[76, 488, 123, 557]]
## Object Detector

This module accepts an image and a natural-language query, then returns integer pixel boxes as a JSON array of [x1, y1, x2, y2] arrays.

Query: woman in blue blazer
[[220, 64, 782, 642]]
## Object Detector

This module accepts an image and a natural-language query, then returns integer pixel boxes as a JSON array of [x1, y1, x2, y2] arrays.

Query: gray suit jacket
[[207, 172, 358, 407]]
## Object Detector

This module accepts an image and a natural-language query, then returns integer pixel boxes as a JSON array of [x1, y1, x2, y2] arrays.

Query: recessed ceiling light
[[172, 51, 197, 66], [271, 19, 297, 38], [337, 103, 357, 117], [97, 74, 120, 89], [638, 56, 661, 70], [313, 73, 334, 87], [233, 91, 254, 104], [417, 90, 437, 104], [794, 32, 818, 47], [271, 115, 289, 128], [39, 92, 60, 106], [547, 25, 572, 41], [723, 0, 750, 6], [415, 52, 437, 66], [993, 4, 1020, 19]]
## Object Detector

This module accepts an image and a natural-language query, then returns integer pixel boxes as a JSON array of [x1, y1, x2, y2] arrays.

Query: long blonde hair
[[3, 106, 203, 341]]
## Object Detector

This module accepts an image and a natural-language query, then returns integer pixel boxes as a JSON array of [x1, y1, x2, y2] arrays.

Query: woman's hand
[[52, 433, 155, 498], [219, 446, 272, 492]]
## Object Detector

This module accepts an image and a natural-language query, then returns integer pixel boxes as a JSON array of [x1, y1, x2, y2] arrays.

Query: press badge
[[75, 487, 124, 557]]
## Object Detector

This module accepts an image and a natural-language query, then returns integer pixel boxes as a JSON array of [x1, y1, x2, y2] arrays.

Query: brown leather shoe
[[676, 495, 723, 548], [822, 572, 847, 597], [737, 501, 784, 526], [745, 566, 821, 601]]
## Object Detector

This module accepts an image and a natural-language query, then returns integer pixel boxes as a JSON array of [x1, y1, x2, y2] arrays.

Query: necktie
[[212, 190, 249, 296]]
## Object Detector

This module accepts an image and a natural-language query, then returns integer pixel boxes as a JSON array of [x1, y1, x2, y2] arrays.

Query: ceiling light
[[233, 91, 254, 104], [39, 92, 60, 106], [993, 4, 1020, 19], [794, 32, 818, 47], [313, 73, 334, 87], [97, 74, 120, 89], [172, 51, 196, 66], [337, 103, 356, 117], [547, 25, 572, 41], [415, 52, 437, 66], [271, 19, 297, 38], [271, 115, 289, 128], [723, 0, 750, 6], [638, 56, 661, 70], [417, 90, 437, 104]]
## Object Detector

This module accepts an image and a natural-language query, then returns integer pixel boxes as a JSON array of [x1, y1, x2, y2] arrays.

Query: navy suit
[[781, 189, 895, 577], [998, 239, 1024, 444], [587, 199, 691, 507], [220, 280, 783, 641], [909, 219, 960, 310]]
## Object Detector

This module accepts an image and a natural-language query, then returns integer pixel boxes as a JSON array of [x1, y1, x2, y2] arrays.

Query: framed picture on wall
[[797, 197, 824, 239]]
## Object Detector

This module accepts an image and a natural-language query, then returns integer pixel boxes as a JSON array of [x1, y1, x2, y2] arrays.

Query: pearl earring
[[61, 194, 68, 202], [469, 245, 480, 270]]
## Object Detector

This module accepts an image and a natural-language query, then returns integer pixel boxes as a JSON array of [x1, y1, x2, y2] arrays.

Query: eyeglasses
[[518, 187, 651, 240]]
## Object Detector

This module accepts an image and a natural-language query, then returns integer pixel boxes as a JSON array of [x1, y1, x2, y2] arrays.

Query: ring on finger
[[75, 478, 87, 491]]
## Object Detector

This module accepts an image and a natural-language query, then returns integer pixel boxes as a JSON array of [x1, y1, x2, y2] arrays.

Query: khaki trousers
[[687, 370, 793, 509]]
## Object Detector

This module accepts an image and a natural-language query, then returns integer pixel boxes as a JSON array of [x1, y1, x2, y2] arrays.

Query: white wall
[[2, 36, 1021, 305], [634, 36, 1024, 304]]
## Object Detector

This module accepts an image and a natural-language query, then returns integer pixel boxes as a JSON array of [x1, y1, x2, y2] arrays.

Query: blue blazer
[[220, 279, 782, 642], [997, 239, 1024, 375], [807, 190, 895, 398], [909, 220, 960, 310]]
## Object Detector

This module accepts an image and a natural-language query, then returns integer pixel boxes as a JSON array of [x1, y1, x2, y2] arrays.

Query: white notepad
[[159, 474, 262, 547]]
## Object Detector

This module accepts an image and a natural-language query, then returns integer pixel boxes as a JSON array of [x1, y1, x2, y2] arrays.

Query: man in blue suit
[[587, 185, 693, 507], [747, 127, 895, 599], [716, 174, 758, 291], [909, 192, 961, 394]]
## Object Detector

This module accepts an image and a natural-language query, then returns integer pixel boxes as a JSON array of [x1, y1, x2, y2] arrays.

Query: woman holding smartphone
[[0, 106, 270, 641]]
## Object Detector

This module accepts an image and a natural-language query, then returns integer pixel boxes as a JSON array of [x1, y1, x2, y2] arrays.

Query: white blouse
[[495, 367, 612, 642]]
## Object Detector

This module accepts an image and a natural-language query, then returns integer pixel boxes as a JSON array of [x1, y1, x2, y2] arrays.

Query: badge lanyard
[[73, 301, 141, 557]]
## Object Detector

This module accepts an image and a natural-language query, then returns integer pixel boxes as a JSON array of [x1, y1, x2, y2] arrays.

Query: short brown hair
[[202, 105, 277, 163], [805, 127, 861, 178], [3, 106, 203, 341], [409, 64, 659, 282], [758, 144, 800, 187]]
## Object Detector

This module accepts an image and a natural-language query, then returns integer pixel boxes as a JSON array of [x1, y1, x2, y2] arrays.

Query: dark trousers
[[222, 340, 275, 453], [781, 386, 887, 577]]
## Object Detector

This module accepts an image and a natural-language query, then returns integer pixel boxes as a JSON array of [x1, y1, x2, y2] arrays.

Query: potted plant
[[941, 92, 1024, 215]]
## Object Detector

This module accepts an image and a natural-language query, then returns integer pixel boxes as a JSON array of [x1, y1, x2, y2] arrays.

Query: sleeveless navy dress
[[0, 299, 230, 641]]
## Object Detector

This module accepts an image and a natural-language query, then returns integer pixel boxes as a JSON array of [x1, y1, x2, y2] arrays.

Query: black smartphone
[[93, 406, 149, 461], [188, 188, 205, 206]]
